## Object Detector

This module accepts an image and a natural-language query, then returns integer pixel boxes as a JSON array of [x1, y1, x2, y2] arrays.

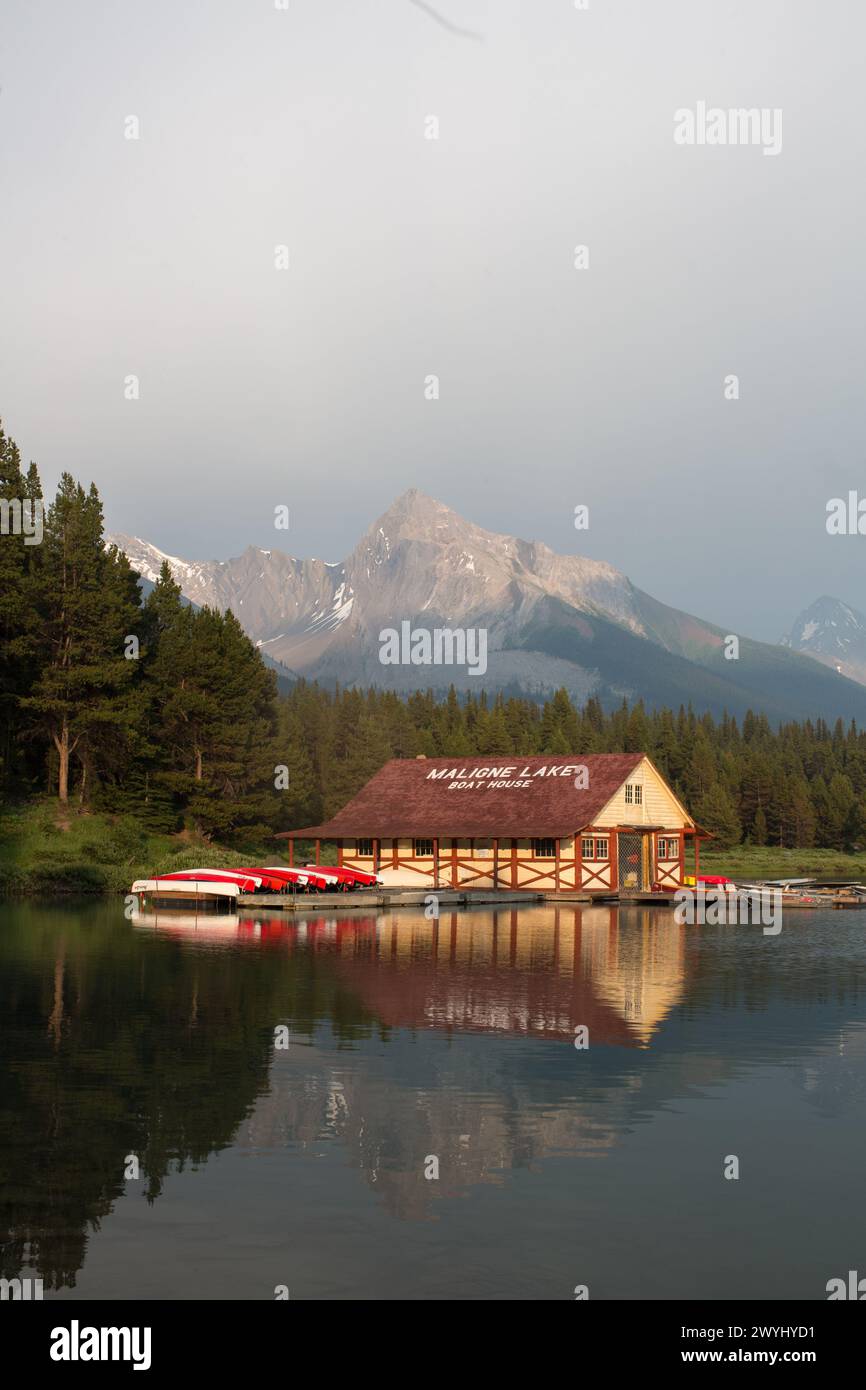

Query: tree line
[[284, 684, 866, 850], [2, 420, 863, 851], [1, 421, 278, 843]]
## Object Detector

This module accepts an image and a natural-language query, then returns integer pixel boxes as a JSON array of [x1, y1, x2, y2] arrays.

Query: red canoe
[[243, 866, 331, 893], [152, 869, 263, 893], [304, 864, 380, 889]]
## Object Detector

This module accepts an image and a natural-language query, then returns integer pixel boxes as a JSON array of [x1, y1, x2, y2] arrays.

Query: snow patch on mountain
[[781, 596, 866, 685]]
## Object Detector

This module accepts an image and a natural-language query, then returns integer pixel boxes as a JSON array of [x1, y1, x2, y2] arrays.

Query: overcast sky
[[1, 0, 864, 641]]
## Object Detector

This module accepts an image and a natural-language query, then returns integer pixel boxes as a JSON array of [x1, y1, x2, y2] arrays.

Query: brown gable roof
[[280, 753, 649, 839]]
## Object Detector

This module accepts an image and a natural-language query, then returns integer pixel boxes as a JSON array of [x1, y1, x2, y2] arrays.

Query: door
[[617, 832, 647, 891]]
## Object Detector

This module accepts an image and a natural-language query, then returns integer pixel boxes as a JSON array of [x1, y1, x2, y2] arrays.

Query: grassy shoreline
[[3, 801, 866, 895], [0, 802, 279, 896], [699, 846, 866, 881]]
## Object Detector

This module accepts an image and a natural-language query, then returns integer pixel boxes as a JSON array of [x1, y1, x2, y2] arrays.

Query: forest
[[2, 419, 864, 854]]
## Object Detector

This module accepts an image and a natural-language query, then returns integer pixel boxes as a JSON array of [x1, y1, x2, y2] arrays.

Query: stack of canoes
[[130, 863, 381, 910]]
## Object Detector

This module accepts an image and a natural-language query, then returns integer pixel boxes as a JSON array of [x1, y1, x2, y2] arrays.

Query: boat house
[[278, 753, 706, 896]]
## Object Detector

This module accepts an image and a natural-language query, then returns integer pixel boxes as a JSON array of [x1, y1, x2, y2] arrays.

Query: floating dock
[[234, 885, 866, 914], [237, 888, 552, 912]]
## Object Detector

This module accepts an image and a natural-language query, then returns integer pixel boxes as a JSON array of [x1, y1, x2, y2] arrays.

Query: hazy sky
[[1, 0, 864, 642]]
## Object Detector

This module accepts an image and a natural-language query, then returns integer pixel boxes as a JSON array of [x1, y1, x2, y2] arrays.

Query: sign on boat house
[[279, 753, 706, 895]]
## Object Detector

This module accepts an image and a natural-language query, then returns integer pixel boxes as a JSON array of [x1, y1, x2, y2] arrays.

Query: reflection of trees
[[0, 903, 687, 1277], [5, 900, 864, 1286], [0, 904, 376, 1289]]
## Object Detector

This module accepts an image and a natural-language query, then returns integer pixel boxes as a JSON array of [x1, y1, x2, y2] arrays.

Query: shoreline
[[4, 803, 866, 899]]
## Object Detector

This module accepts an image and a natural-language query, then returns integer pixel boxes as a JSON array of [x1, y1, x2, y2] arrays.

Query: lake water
[[2, 899, 865, 1301]]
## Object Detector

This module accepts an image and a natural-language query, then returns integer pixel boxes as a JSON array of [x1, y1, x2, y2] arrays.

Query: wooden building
[[278, 753, 706, 896]]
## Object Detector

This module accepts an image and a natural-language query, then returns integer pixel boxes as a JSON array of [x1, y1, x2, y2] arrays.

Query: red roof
[[280, 753, 653, 839]]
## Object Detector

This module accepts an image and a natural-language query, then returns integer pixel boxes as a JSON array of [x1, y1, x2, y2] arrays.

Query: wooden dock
[[237, 888, 551, 912], [235, 885, 866, 915]]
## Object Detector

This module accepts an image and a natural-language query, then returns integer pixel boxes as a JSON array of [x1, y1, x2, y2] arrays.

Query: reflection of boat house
[[279, 753, 705, 896]]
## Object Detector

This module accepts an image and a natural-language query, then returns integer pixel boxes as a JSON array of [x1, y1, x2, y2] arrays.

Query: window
[[356, 839, 373, 857], [581, 837, 595, 859], [413, 838, 434, 857], [625, 784, 643, 805], [594, 837, 609, 860], [657, 836, 679, 860], [532, 838, 557, 859]]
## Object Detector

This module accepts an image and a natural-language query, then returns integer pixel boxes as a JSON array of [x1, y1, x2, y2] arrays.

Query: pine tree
[[323, 712, 391, 818], [694, 783, 741, 849], [23, 476, 141, 803], [0, 423, 43, 791], [274, 700, 319, 828], [624, 701, 649, 753], [478, 701, 513, 755], [824, 773, 856, 850], [151, 607, 278, 838]]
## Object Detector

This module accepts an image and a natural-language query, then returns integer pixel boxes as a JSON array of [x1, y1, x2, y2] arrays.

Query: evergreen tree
[[624, 701, 649, 753], [0, 422, 42, 791], [148, 605, 278, 838], [275, 700, 320, 828], [23, 476, 141, 803], [694, 783, 741, 849], [824, 772, 856, 849]]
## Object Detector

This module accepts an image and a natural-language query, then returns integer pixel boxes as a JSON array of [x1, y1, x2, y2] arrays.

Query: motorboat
[[130, 872, 259, 910]]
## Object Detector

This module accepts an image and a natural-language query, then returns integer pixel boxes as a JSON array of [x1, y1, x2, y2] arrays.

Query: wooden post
[[511, 838, 518, 890], [433, 836, 439, 890], [555, 837, 560, 894], [493, 837, 499, 891], [695, 833, 700, 877], [374, 839, 380, 874], [288, 838, 294, 867]]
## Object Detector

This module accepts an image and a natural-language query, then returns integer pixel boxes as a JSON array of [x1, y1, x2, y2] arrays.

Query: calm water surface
[[2, 900, 865, 1300]]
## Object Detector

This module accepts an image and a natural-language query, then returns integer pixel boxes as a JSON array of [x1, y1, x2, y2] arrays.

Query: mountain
[[108, 491, 866, 722], [128, 563, 298, 693], [781, 596, 866, 686]]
